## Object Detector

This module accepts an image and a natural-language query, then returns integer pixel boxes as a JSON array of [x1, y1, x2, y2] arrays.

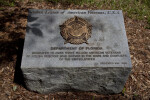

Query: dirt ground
[[0, 1, 150, 100]]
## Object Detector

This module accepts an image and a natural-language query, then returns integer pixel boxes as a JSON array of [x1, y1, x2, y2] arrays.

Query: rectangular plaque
[[21, 9, 131, 68]]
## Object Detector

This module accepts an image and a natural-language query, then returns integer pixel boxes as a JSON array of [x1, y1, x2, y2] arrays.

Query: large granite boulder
[[20, 9, 132, 94]]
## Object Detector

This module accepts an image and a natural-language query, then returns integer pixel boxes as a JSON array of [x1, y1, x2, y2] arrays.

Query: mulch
[[0, 1, 150, 100]]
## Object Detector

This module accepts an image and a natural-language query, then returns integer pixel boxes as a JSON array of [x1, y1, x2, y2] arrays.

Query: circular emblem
[[60, 16, 92, 44]]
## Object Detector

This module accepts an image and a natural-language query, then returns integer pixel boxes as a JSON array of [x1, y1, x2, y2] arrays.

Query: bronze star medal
[[60, 16, 92, 44]]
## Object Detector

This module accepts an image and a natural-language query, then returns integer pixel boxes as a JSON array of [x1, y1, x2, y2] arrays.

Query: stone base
[[22, 67, 131, 94]]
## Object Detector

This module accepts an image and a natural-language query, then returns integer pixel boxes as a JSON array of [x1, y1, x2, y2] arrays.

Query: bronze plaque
[[60, 16, 92, 44]]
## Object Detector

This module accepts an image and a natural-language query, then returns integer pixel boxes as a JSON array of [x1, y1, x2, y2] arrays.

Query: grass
[[0, 0, 15, 6], [122, 87, 126, 95], [0, 7, 4, 10], [92, 96, 95, 100], [47, 0, 150, 28], [47, 0, 95, 5], [0, 0, 150, 27]]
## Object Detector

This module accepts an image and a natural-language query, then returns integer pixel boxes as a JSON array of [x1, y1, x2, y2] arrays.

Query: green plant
[[29, 0, 44, 2], [145, 17, 150, 29], [0, 7, 4, 10], [46, 0, 95, 5], [9, 2, 15, 6], [92, 96, 95, 100], [0, 0, 15, 6], [122, 87, 126, 95]]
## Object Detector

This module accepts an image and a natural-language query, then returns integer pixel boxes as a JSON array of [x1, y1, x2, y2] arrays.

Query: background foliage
[[0, 0, 150, 28]]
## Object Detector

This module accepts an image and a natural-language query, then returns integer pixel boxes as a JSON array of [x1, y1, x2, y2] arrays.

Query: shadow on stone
[[14, 38, 26, 88]]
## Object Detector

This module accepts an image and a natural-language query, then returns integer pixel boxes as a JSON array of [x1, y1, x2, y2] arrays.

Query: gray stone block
[[21, 9, 132, 94]]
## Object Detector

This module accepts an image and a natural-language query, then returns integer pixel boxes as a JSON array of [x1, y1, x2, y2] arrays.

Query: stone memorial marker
[[21, 9, 132, 94]]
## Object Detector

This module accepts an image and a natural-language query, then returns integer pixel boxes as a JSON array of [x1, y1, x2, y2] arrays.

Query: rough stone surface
[[22, 67, 131, 94], [21, 9, 132, 94]]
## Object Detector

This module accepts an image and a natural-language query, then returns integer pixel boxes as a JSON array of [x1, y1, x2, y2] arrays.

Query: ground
[[0, 1, 150, 100]]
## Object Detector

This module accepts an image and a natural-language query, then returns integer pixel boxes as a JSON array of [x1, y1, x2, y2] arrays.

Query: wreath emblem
[[60, 16, 92, 44]]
